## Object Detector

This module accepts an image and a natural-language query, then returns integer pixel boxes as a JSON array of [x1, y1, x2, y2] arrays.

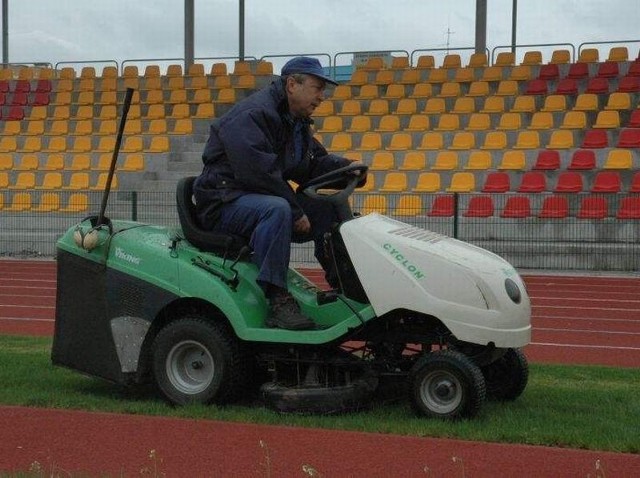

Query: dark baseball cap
[[281, 56, 337, 85]]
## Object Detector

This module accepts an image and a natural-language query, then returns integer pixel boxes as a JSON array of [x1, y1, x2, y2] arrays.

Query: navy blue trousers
[[211, 193, 337, 290]]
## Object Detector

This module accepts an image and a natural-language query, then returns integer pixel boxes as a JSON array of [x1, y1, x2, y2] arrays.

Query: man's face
[[286, 75, 327, 118]]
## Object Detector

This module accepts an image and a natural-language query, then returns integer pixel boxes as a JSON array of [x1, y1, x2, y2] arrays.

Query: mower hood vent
[[389, 225, 445, 244]]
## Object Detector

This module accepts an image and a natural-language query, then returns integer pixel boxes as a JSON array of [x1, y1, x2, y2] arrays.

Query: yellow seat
[[145, 104, 166, 120], [412, 172, 441, 192], [393, 195, 422, 216], [76, 91, 94, 105], [166, 63, 183, 78], [434, 113, 459, 131], [423, 98, 446, 115], [72, 119, 93, 136], [356, 132, 382, 151], [77, 78, 95, 92], [98, 105, 117, 120], [91, 173, 118, 190], [417, 132, 444, 150], [121, 136, 143, 153], [385, 132, 412, 151], [416, 55, 435, 69], [398, 69, 421, 85], [124, 119, 142, 135], [18, 137, 42, 153], [528, 112, 554, 130], [495, 80, 519, 96], [80, 66, 96, 79], [27, 105, 48, 121], [390, 56, 410, 70], [36, 172, 63, 190], [42, 136, 67, 153], [167, 89, 188, 104], [365, 99, 389, 116], [331, 85, 352, 101], [312, 100, 334, 117], [255, 61, 273, 76], [550, 49, 571, 64], [399, 151, 426, 170], [480, 66, 503, 82], [409, 82, 433, 99], [209, 63, 227, 76], [216, 88, 237, 104], [541, 95, 567, 112], [513, 130, 540, 149], [508, 65, 532, 81], [468, 52, 488, 68], [4, 192, 31, 211], [370, 152, 395, 170], [479, 96, 505, 113], [346, 115, 371, 133], [379, 172, 408, 192], [466, 82, 491, 100], [0, 171, 8, 188], [0, 152, 13, 170], [194, 103, 215, 119], [521, 50, 543, 66], [426, 68, 448, 84], [465, 113, 491, 131], [593, 110, 620, 129], [213, 75, 232, 88], [510, 95, 536, 113], [94, 153, 113, 170], [72, 105, 94, 121], [33, 192, 60, 212], [498, 150, 526, 170], [100, 65, 118, 79], [145, 136, 170, 153], [481, 131, 508, 150], [121, 153, 145, 171], [69, 154, 91, 171], [60, 193, 89, 213], [496, 112, 521, 130], [449, 132, 475, 150], [144, 64, 161, 78], [394, 98, 418, 115], [95, 136, 116, 153], [236, 74, 256, 89], [145, 89, 164, 105], [187, 76, 208, 90], [343, 152, 362, 162], [9, 172, 36, 189], [573, 93, 599, 112], [361, 195, 388, 215], [432, 151, 458, 170], [604, 92, 631, 111], [546, 130, 574, 149], [337, 99, 361, 116], [68, 136, 92, 153], [328, 133, 352, 152], [465, 151, 492, 170], [559, 111, 587, 129], [50, 91, 71, 106], [148, 119, 168, 135], [382, 84, 406, 100], [372, 70, 394, 86], [494, 52, 515, 67], [603, 149, 633, 169], [453, 67, 475, 83], [15, 153, 39, 170], [446, 172, 475, 192], [405, 114, 430, 131], [437, 82, 461, 97], [375, 115, 401, 132], [65, 173, 90, 190], [42, 154, 65, 171], [0, 137, 18, 152], [45, 119, 68, 136], [3, 121, 22, 136], [442, 54, 462, 69], [347, 69, 368, 86], [452, 96, 476, 114], [608, 46, 628, 62]]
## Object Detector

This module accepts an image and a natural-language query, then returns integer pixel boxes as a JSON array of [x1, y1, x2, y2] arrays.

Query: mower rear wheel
[[409, 350, 486, 420], [481, 348, 529, 401], [152, 315, 248, 405]]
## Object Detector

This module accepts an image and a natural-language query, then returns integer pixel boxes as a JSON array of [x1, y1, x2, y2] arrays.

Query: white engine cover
[[340, 214, 531, 347]]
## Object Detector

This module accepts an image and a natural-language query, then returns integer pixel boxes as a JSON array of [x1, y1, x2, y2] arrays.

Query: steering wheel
[[298, 163, 369, 205]]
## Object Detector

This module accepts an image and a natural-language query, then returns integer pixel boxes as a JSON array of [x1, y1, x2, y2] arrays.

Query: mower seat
[[176, 176, 249, 255]]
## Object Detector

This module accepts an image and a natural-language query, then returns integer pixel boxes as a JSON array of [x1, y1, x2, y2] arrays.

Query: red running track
[[3, 259, 639, 368], [1, 259, 639, 476]]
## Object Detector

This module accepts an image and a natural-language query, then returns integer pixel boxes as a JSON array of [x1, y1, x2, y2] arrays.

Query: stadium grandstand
[[1, 38, 640, 270]]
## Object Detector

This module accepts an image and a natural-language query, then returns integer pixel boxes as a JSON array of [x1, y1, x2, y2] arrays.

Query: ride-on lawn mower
[[52, 89, 531, 419]]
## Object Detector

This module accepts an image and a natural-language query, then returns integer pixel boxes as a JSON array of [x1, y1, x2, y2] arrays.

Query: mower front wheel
[[481, 348, 529, 401], [409, 350, 486, 420], [152, 315, 248, 406]]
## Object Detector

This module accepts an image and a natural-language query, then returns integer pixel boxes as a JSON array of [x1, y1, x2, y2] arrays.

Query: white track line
[[0, 317, 54, 323], [530, 342, 640, 351], [535, 327, 640, 336]]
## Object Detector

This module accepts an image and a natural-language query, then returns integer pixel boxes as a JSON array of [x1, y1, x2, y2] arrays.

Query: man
[[193, 57, 365, 330]]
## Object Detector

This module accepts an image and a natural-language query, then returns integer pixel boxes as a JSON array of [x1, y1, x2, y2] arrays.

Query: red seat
[[555, 78, 578, 95], [626, 62, 640, 77], [0, 80, 9, 93], [585, 77, 609, 94], [554, 172, 583, 192], [0, 91, 5, 106], [568, 149, 596, 170], [428, 195, 454, 217], [627, 109, 640, 128], [463, 196, 494, 217], [617, 196, 640, 219], [13, 79, 31, 93], [524, 79, 548, 95], [517, 171, 547, 192], [630, 172, 640, 193], [538, 64, 560, 81], [567, 62, 589, 80], [617, 76, 640, 93], [10, 91, 28, 106], [35, 79, 52, 93], [482, 172, 511, 193], [591, 171, 621, 193], [616, 128, 640, 148], [581, 130, 608, 148], [533, 150, 560, 170], [539, 195, 569, 218], [577, 196, 608, 219], [595, 61, 619, 78], [32, 92, 49, 106], [501, 195, 532, 218], [5, 105, 24, 120]]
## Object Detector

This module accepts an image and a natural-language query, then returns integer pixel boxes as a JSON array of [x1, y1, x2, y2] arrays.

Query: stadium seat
[[346, 115, 371, 133], [540, 95, 567, 113], [33, 192, 60, 212], [463, 195, 494, 217], [337, 100, 361, 116], [209, 63, 227, 76], [464, 151, 492, 170], [591, 171, 621, 193], [593, 110, 620, 129], [568, 149, 596, 170], [385, 132, 412, 151], [69, 154, 91, 171], [566, 62, 589, 80], [36, 172, 63, 190], [554, 171, 583, 192], [383, 84, 406, 100], [413, 172, 441, 192], [398, 151, 426, 170], [617, 76, 640, 93], [91, 173, 118, 190], [394, 98, 418, 116], [466, 113, 491, 131], [393, 195, 423, 216], [194, 103, 215, 119], [439, 81, 462, 97], [318, 116, 342, 133], [434, 113, 460, 131], [604, 92, 631, 110], [482, 172, 510, 192], [560, 111, 587, 129], [449, 132, 475, 150], [328, 133, 352, 151], [481, 131, 508, 150], [585, 77, 609, 95], [616, 129, 640, 148], [41, 136, 67, 153], [446, 172, 475, 193], [628, 110, 640, 128], [399, 69, 421, 85], [6, 105, 24, 120], [379, 172, 408, 192], [2, 120, 21, 136], [581, 130, 608, 148], [538, 195, 569, 219], [510, 95, 536, 113], [608, 46, 628, 62], [522, 50, 542, 66], [376, 115, 401, 132], [547, 130, 574, 149], [555, 78, 579, 96], [361, 195, 387, 215], [513, 131, 540, 149], [501, 195, 532, 218], [595, 61, 619, 78], [479, 66, 503, 83], [15, 153, 38, 170], [312, 100, 334, 117], [423, 98, 446, 115], [517, 171, 547, 193], [466, 81, 490, 97], [626, 62, 640, 78], [373, 70, 394, 86], [616, 196, 640, 219], [4, 192, 31, 211], [453, 67, 475, 83], [121, 136, 143, 153], [550, 49, 571, 65], [18, 137, 41, 153], [432, 151, 459, 170], [428, 195, 454, 216], [498, 150, 526, 170], [9, 172, 36, 189], [451, 97, 476, 114], [572, 93, 599, 112], [370, 152, 395, 170], [417, 132, 444, 150], [405, 114, 430, 131], [68, 136, 92, 153], [356, 132, 382, 151], [533, 150, 561, 170], [497, 112, 521, 130], [577, 196, 608, 219], [508, 65, 532, 81], [479, 96, 505, 114], [528, 112, 554, 130], [409, 82, 433, 98], [0, 153, 13, 170], [426, 69, 448, 84], [355, 84, 378, 100], [390, 56, 410, 70], [494, 51, 515, 67], [121, 153, 145, 171], [495, 80, 519, 96], [603, 149, 633, 169], [578, 48, 599, 63], [524, 79, 548, 95]]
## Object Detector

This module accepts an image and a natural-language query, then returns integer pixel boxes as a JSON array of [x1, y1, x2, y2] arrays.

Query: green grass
[[1, 335, 639, 453]]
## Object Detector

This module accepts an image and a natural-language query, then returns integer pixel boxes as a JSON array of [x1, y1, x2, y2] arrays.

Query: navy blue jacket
[[194, 78, 352, 227]]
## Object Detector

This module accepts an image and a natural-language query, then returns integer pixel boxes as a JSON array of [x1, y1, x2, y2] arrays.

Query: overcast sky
[[4, 0, 640, 71]]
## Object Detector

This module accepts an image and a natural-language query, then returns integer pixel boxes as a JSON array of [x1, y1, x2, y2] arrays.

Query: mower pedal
[[317, 290, 339, 305]]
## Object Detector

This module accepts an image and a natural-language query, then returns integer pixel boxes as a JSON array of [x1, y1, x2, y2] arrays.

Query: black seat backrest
[[176, 176, 248, 255]]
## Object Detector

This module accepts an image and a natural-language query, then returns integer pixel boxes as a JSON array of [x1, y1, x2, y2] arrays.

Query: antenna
[[445, 27, 455, 54]]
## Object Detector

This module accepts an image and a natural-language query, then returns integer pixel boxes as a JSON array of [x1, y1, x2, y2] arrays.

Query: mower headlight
[[504, 278, 521, 304]]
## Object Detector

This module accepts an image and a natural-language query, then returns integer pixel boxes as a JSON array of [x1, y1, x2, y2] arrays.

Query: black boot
[[266, 290, 316, 330]]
